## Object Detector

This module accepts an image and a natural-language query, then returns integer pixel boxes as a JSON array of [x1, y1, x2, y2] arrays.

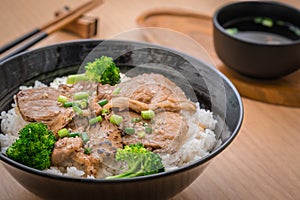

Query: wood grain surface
[[0, 0, 300, 200], [137, 9, 300, 107]]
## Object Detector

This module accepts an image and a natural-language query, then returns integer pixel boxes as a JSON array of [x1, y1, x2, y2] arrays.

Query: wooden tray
[[137, 9, 300, 107]]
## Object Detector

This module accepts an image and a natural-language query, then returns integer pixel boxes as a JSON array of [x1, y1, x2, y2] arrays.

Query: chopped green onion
[[98, 99, 108, 106], [131, 117, 141, 123], [110, 114, 123, 126], [145, 127, 153, 134], [124, 127, 135, 135], [137, 131, 146, 138], [73, 92, 89, 100], [68, 132, 81, 138], [73, 105, 83, 115], [84, 147, 92, 155], [58, 128, 69, 138], [112, 87, 121, 94], [101, 108, 109, 115], [143, 122, 148, 127], [262, 18, 273, 27], [58, 95, 68, 103], [141, 110, 155, 120], [81, 132, 89, 143], [89, 116, 102, 125], [63, 102, 74, 107], [226, 28, 238, 35], [66, 74, 89, 84], [78, 100, 88, 109]]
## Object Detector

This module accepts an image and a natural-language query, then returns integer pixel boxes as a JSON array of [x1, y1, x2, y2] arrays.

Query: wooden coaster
[[137, 9, 300, 107]]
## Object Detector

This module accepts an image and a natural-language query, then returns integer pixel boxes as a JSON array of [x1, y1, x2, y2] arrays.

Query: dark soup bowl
[[0, 40, 243, 200], [213, 1, 300, 79]]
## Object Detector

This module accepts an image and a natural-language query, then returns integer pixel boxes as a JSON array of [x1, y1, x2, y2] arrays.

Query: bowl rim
[[0, 39, 244, 183], [213, 0, 300, 47]]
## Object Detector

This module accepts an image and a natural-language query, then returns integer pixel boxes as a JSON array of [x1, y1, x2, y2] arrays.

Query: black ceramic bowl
[[213, 1, 300, 79], [0, 40, 243, 200]]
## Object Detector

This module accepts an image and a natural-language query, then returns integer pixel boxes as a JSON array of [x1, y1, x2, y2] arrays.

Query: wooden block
[[55, 7, 98, 38]]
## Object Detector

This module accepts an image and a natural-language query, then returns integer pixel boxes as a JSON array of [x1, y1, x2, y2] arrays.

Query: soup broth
[[224, 16, 300, 44]]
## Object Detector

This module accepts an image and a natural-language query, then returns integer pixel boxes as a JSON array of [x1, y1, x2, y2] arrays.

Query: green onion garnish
[[58, 95, 68, 103], [73, 92, 89, 100], [124, 127, 135, 135], [66, 74, 89, 84], [98, 99, 108, 106], [68, 132, 81, 138], [131, 118, 141, 123], [141, 110, 155, 120], [81, 132, 89, 143], [73, 105, 83, 115], [89, 116, 102, 125], [110, 114, 123, 126], [101, 108, 109, 115], [58, 128, 69, 138], [145, 127, 153, 134], [112, 87, 121, 94], [137, 131, 146, 138], [84, 147, 92, 155], [63, 102, 74, 107]]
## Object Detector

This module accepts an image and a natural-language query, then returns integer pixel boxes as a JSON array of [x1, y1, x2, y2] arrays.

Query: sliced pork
[[15, 87, 75, 134]]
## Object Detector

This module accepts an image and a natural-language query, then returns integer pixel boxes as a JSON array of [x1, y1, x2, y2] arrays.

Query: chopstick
[[0, 0, 102, 63]]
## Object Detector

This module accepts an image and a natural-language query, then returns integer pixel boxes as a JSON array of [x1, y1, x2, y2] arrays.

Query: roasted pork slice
[[15, 87, 75, 134], [99, 73, 196, 113], [51, 137, 100, 176], [120, 111, 188, 153], [88, 120, 123, 158]]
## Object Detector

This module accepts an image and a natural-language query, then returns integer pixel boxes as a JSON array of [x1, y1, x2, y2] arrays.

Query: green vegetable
[[145, 127, 152, 134], [226, 28, 238, 35], [57, 95, 68, 103], [68, 132, 81, 138], [63, 102, 74, 107], [66, 74, 90, 84], [110, 114, 123, 126], [124, 127, 135, 135], [6, 122, 57, 170], [262, 18, 273, 27], [105, 143, 165, 179], [131, 117, 141, 123], [101, 108, 109, 115], [58, 128, 69, 138], [89, 116, 102, 125], [84, 147, 92, 155], [112, 87, 121, 94], [63, 101, 87, 109], [137, 131, 146, 138], [98, 99, 108, 106], [81, 132, 89, 143], [85, 56, 121, 85], [141, 110, 155, 120], [73, 105, 83, 115], [73, 92, 89, 100]]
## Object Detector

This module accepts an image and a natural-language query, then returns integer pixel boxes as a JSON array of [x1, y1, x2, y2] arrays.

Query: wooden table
[[0, 0, 299, 199]]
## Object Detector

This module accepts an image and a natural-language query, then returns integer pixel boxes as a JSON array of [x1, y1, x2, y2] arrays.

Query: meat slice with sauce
[[51, 120, 123, 177], [51, 137, 100, 176], [120, 111, 188, 153], [15, 87, 75, 134], [100, 73, 196, 113]]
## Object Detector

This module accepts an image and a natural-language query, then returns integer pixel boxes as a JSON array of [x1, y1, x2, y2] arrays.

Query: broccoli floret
[[6, 122, 57, 170], [85, 56, 121, 85], [106, 143, 165, 179]]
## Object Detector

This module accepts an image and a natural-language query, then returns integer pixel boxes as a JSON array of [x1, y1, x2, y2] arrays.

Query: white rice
[[0, 76, 217, 177]]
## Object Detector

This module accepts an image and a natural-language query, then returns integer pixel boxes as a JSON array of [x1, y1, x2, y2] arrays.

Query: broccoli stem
[[106, 161, 141, 179]]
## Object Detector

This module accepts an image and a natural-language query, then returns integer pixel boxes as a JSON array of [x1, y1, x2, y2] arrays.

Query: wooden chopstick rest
[[55, 6, 98, 38]]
